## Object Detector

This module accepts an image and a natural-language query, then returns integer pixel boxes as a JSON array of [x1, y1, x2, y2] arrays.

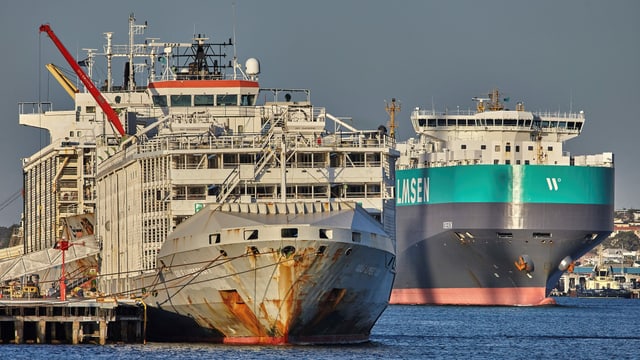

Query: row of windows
[[418, 118, 583, 130], [152, 94, 256, 107], [207, 228, 363, 243], [461, 144, 553, 152], [172, 152, 382, 169]]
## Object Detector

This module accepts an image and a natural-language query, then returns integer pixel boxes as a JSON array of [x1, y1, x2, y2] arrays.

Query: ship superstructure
[[18, 15, 397, 343], [392, 89, 614, 306]]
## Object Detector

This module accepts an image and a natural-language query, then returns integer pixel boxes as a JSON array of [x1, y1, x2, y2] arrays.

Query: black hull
[[392, 203, 613, 305]]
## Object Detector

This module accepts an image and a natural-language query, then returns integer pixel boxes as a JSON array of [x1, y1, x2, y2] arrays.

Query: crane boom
[[39, 24, 126, 137], [45, 63, 78, 99]]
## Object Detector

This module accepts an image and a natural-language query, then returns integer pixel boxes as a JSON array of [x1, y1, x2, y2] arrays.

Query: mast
[[105, 32, 113, 92], [385, 98, 401, 139], [127, 13, 148, 91]]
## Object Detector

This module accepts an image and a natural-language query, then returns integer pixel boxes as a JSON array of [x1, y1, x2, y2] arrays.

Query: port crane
[[39, 24, 126, 137]]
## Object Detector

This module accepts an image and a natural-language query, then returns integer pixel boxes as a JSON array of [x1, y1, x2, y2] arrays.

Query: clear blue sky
[[0, 0, 638, 226]]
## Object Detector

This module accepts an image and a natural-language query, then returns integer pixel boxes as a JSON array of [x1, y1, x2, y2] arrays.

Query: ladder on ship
[[216, 106, 287, 203]]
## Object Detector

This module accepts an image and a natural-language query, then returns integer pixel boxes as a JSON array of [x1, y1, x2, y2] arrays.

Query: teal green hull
[[396, 165, 614, 206]]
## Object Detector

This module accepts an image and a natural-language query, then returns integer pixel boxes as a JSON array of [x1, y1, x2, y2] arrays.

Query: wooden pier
[[0, 298, 144, 344]]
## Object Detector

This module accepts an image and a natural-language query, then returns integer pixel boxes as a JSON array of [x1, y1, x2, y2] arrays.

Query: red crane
[[39, 24, 126, 137]]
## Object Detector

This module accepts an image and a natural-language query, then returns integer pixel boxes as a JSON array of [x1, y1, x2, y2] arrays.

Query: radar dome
[[245, 58, 260, 75]]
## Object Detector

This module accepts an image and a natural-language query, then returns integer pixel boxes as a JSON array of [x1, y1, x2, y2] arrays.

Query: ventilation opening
[[319, 229, 332, 239], [533, 232, 551, 239], [244, 229, 258, 240], [281, 228, 298, 238], [209, 233, 220, 244]]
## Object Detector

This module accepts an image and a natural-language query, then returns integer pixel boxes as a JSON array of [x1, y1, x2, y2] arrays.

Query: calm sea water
[[1, 297, 638, 359]]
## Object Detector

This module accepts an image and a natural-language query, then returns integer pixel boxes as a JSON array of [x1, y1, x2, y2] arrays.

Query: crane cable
[[0, 189, 22, 213]]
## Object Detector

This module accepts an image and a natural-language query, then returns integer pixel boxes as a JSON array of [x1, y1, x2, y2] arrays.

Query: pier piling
[[0, 299, 143, 345]]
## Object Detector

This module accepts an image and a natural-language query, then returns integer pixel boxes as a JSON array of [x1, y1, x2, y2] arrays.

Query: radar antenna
[[473, 89, 506, 112]]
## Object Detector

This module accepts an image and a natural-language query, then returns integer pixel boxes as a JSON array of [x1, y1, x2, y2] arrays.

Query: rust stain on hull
[[219, 289, 265, 337], [144, 237, 394, 345]]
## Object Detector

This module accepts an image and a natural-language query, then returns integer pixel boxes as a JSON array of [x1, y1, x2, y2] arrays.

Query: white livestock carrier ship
[[17, 14, 397, 344]]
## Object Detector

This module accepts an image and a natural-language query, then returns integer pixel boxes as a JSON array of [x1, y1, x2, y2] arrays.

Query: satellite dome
[[245, 58, 260, 75]]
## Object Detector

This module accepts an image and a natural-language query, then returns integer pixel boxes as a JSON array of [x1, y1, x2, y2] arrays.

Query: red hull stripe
[[390, 288, 555, 306], [223, 336, 287, 345], [221, 333, 368, 345], [149, 80, 259, 89]]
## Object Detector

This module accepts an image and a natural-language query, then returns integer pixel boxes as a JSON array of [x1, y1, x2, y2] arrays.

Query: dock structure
[[0, 298, 144, 344]]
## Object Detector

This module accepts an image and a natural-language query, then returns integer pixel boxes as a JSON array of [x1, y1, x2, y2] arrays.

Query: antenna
[[232, 0, 238, 79], [569, 89, 573, 114]]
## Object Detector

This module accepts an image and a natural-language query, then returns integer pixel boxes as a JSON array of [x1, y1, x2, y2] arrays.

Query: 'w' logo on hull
[[546, 177, 560, 191]]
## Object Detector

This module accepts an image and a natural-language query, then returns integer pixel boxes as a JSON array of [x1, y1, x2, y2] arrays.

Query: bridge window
[[428, 119, 436, 127], [152, 95, 167, 107], [437, 119, 446, 126], [217, 94, 237, 106], [486, 119, 494, 126], [194, 95, 214, 106], [447, 119, 456, 126], [418, 119, 426, 126], [504, 119, 517, 126], [241, 94, 256, 106], [171, 95, 191, 107]]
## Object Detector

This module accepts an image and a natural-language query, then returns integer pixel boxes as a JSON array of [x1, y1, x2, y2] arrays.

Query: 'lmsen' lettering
[[397, 176, 429, 205]]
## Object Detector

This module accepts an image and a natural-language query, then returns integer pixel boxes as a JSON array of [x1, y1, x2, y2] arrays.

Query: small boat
[[576, 263, 632, 298]]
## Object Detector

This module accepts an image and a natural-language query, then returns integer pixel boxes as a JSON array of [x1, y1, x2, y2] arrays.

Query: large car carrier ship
[[392, 89, 614, 306]]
